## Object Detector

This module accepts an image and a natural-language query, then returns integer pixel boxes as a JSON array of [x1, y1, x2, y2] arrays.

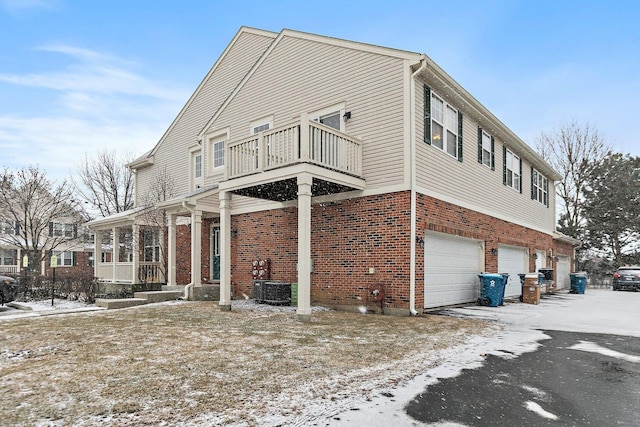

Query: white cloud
[[0, 45, 186, 102], [0, 0, 52, 12], [0, 45, 189, 183]]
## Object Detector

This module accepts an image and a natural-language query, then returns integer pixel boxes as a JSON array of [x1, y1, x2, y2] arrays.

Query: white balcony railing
[[226, 113, 362, 180]]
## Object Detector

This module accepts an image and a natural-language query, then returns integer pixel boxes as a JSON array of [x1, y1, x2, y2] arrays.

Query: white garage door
[[424, 233, 483, 308], [498, 245, 529, 298], [556, 256, 571, 290]]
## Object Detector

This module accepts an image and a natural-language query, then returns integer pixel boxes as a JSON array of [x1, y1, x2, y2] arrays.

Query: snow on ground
[[0, 298, 104, 320], [2, 288, 637, 426], [326, 289, 640, 426]]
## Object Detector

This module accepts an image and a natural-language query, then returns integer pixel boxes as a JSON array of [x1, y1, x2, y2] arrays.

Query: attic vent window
[[253, 123, 270, 134]]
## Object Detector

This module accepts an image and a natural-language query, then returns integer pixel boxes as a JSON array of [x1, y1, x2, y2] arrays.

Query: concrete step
[[162, 285, 185, 292], [96, 298, 148, 309], [133, 290, 184, 303]]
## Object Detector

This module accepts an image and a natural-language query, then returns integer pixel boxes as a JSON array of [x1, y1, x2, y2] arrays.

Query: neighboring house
[[0, 219, 91, 277], [88, 27, 579, 316]]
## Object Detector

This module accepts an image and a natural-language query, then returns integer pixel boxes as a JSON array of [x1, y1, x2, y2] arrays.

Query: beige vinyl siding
[[415, 80, 555, 232], [203, 34, 407, 194], [135, 31, 275, 204]]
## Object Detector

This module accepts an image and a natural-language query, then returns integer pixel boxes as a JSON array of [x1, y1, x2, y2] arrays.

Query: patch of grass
[[0, 302, 493, 426]]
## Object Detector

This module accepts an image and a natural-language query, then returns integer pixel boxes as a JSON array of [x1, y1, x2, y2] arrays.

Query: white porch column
[[167, 214, 176, 286], [191, 210, 202, 287], [219, 191, 232, 310], [132, 224, 140, 284], [296, 173, 313, 320], [112, 227, 119, 283], [93, 231, 100, 279]]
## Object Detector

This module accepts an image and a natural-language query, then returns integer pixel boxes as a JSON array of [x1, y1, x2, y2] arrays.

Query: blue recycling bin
[[478, 273, 505, 307], [570, 272, 587, 294], [500, 273, 510, 305]]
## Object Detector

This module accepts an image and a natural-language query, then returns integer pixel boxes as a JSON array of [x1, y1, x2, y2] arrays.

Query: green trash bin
[[291, 282, 298, 307], [570, 272, 587, 294]]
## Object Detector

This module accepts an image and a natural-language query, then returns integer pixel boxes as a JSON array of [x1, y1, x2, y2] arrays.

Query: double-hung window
[[424, 86, 463, 161], [53, 251, 75, 267], [143, 229, 160, 263], [51, 223, 75, 238], [0, 248, 15, 266], [212, 140, 224, 168], [190, 149, 203, 190], [478, 128, 494, 169], [2, 220, 18, 235], [532, 169, 549, 206], [194, 154, 202, 179], [504, 148, 521, 191]]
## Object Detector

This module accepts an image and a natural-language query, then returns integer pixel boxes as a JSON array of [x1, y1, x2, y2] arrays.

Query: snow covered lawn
[[0, 300, 493, 426]]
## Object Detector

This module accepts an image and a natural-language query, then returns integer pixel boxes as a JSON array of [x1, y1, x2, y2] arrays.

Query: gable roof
[[197, 28, 423, 139], [128, 26, 277, 170]]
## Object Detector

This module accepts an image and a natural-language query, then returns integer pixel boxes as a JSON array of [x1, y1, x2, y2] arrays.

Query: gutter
[[409, 55, 427, 316]]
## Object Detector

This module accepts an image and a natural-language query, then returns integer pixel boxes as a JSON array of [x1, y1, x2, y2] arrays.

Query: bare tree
[[0, 166, 85, 271], [536, 121, 611, 239], [137, 164, 177, 284], [73, 149, 135, 218]]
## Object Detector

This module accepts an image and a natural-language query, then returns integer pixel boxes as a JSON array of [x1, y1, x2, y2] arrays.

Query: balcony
[[226, 113, 362, 179], [224, 114, 364, 201]]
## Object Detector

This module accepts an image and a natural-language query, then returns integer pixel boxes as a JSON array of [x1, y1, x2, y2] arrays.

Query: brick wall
[[172, 191, 574, 311]]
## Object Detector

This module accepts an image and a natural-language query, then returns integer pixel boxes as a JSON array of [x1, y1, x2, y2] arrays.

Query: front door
[[211, 226, 220, 281]]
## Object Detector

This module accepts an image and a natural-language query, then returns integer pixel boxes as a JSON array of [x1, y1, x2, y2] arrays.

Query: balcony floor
[[231, 177, 361, 202]]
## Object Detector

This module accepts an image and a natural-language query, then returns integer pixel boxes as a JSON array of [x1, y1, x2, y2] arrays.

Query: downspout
[[409, 55, 427, 316], [178, 201, 195, 300]]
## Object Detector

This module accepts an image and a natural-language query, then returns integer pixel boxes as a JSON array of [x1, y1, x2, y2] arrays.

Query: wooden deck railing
[[226, 113, 362, 180]]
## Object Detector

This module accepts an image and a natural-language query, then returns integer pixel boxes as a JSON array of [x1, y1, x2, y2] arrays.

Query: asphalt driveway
[[328, 288, 640, 426]]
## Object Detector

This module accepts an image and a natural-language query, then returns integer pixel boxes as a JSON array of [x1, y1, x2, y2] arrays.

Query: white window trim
[[481, 130, 493, 168], [189, 146, 203, 191], [205, 129, 229, 174], [430, 92, 459, 159], [532, 169, 549, 205], [53, 250, 74, 267], [505, 149, 521, 191], [309, 102, 346, 132]]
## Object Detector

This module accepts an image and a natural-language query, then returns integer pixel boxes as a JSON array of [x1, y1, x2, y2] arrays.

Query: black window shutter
[[14, 221, 20, 235], [424, 85, 431, 145], [72, 252, 77, 267], [502, 146, 507, 185], [457, 111, 463, 162], [531, 167, 536, 200], [73, 224, 78, 238], [49, 222, 53, 236], [477, 127, 483, 164], [519, 158, 523, 193], [490, 136, 495, 170]]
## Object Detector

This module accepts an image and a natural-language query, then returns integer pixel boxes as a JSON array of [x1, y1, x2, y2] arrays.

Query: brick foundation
[[172, 191, 574, 312]]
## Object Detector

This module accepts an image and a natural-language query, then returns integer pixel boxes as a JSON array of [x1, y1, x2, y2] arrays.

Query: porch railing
[[96, 262, 134, 283], [138, 262, 162, 284], [226, 113, 362, 180], [0, 265, 19, 274]]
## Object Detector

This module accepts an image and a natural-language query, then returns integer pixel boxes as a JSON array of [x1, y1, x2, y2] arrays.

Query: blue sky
[[1, 0, 639, 183]]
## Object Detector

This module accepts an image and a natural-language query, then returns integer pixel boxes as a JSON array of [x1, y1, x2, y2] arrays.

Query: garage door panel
[[424, 233, 482, 308], [498, 245, 528, 298]]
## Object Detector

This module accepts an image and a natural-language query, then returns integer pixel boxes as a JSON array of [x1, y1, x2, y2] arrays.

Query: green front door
[[212, 226, 220, 281]]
